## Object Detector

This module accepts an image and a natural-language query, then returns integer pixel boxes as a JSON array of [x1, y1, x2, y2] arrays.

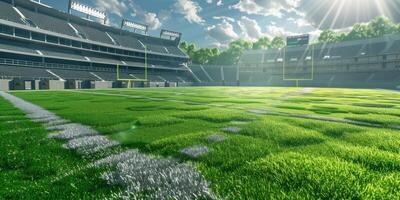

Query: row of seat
[[0, 38, 182, 69], [191, 63, 400, 88], [241, 38, 400, 64], [0, 64, 192, 82], [0, 1, 186, 57]]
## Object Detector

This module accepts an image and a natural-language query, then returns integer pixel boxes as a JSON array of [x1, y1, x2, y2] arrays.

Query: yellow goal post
[[116, 46, 148, 88], [282, 44, 315, 87]]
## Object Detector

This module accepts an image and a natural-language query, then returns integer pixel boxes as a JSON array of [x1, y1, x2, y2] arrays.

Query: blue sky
[[37, 0, 400, 48]]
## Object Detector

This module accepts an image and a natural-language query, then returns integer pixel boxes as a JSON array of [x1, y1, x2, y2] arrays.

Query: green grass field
[[3, 87, 400, 199], [0, 95, 122, 199]]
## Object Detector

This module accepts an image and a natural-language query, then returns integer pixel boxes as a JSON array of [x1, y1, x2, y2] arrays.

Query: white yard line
[[0, 91, 215, 200]]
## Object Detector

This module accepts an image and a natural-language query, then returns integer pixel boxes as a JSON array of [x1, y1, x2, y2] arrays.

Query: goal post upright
[[144, 45, 148, 83], [282, 44, 315, 87], [116, 46, 148, 88]]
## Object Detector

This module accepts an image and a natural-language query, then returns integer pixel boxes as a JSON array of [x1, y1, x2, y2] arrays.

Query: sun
[[301, 0, 399, 29]]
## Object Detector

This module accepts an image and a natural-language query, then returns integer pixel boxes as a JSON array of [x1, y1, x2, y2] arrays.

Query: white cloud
[[206, 19, 238, 43], [213, 16, 235, 22], [232, 0, 302, 18], [93, 0, 163, 30], [266, 25, 297, 37], [231, 0, 301, 18], [174, 0, 205, 24], [307, 29, 322, 41], [92, 0, 130, 17], [158, 10, 172, 21], [288, 18, 311, 28], [206, 0, 223, 6], [209, 42, 229, 49], [130, 8, 163, 30], [142, 13, 162, 30], [237, 16, 264, 41]]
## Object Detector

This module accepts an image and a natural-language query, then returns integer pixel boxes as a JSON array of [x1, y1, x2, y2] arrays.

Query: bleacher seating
[[240, 52, 263, 64], [203, 66, 222, 82], [0, 63, 190, 83], [0, 39, 38, 54], [386, 40, 400, 54], [264, 49, 283, 62], [18, 7, 77, 37], [189, 65, 209, 82], [0, 1, 23, 24], [108, 32, 145, 50], [72, 23, 114, 45], [363, 42, 387, 56], [190, 33, 400, 89], [223, 67, 237, 82], [86, 56, 123, 65], [50, 68, 97, 80], [316, 44, 364, 58], [0, 65, 55, 79], [41, 49, 85, 61], [166, 46, 187, 57], [0, 0, 192, 89]]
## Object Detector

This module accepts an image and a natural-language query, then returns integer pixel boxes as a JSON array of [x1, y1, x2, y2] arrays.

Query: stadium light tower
[[68, 0, 107, 24], [121, 19, 148, 35], [160, 29, 182, 41]]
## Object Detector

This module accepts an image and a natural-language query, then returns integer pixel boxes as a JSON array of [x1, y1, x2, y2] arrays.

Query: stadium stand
[[0, 1, 23, 24], [108, 32, 145, 50], [0, 0, 193, 90], [0, 65, 55, 79], [17, 6, 77, 37], [1, 0, 398, 90], [191, 34, 400, 89], [71, 22, 114, 45]]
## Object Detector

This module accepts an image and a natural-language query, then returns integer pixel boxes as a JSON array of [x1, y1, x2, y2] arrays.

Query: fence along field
[[3, 87, 400, 199]]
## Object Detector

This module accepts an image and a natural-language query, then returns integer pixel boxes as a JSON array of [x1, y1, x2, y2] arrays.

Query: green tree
[[253, 37, 271, 50], [187, 44, 197, 58], [192, 48, 219, 65], [345, 24, 369, 40], [229, 39, 253, 50], [367, 16, 397, 37], [270, 37, 286, 48], [179, 41, 188, 51], [179, 41, 197, 58], [318, 29, 341, 43], [208, 48, 220, 64]]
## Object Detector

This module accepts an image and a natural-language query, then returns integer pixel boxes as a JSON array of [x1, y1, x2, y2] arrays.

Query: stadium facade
[[191, 34, 400, 89], [0, 0, 399, 90], [0, 0, 194, 90]]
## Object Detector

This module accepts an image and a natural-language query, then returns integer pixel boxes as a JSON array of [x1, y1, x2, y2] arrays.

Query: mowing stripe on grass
[[0, 91, 215, 200], [72, 90, 400, 130]]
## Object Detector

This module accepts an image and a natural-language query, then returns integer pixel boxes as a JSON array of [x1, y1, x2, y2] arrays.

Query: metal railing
[[0, 58, 110, 72]]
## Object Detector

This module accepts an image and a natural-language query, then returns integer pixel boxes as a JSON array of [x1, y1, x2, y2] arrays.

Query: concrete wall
[[94, 81, 113, 89], [65, 80, 82, 89], [24, 81, 33, 90], [49, 80, 65, 90], [34, 80, 40, 90], [166, 82, 177, 87], [150, 82, 165, 88], [0, 80, 10, 91]]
